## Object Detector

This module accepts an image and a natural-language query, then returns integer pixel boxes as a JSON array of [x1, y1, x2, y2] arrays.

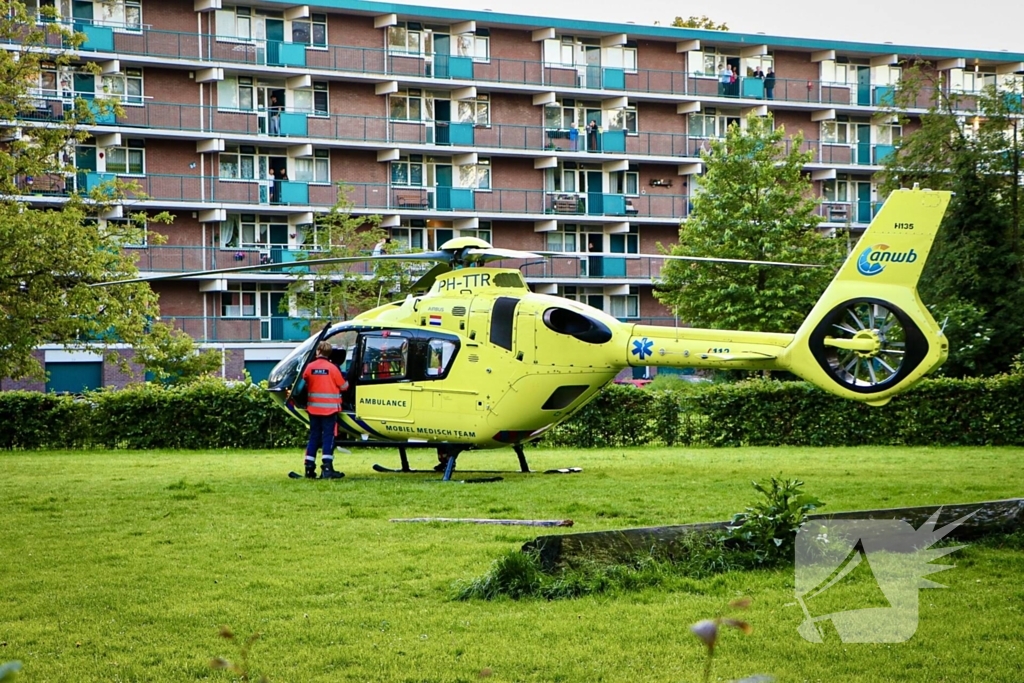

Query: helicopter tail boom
[[627, 187, 951, 404]]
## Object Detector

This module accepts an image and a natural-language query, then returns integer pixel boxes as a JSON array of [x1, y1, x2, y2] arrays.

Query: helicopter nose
[[267, 355, 300, 393]]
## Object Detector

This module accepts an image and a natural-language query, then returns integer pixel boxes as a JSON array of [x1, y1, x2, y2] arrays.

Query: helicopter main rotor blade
[[594, 252, 829, 269], [89, 252, 451, 287], [464, 248, 545, 261]]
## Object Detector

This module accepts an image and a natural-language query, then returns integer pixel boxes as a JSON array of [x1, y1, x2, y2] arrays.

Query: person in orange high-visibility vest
[[301, 341, 349, 479]]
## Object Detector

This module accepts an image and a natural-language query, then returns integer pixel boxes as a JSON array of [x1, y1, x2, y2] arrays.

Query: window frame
[[105, 139, 145, 175]]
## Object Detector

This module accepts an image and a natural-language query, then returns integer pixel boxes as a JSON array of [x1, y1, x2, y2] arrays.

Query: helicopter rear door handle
[[399, 385, 424, 392]]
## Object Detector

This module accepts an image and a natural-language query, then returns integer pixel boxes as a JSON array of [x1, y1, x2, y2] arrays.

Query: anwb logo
[[794, 510, 971, 643], [856, 244, 918, 276]]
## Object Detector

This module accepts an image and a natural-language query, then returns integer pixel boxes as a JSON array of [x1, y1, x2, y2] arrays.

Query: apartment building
[[4, 0, 1023, 391]]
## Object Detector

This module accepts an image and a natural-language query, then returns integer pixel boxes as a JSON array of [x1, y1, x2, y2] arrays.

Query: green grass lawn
[[1, 446, 1022, 682]]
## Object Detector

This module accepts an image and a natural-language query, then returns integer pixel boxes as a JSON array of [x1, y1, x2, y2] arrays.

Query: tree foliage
[[878, 65, 1024, 376], [285, 188, 407, 331], [655, 114, 844, 333], [0, 1, 174, 381], [132, 322, 223, 384], [671, 15, 729, 31]]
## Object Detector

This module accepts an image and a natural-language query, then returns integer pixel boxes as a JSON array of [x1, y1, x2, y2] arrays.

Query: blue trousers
[[305, 413, 337, 461]]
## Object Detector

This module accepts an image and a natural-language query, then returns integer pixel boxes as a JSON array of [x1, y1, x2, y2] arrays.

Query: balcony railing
[[11, 98, 908, 171], [20, 169, 886, 225], [4, 24, 955, 110]]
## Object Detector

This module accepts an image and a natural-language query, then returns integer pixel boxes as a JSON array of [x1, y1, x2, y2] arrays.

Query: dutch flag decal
[[429, 314, 442, 326]]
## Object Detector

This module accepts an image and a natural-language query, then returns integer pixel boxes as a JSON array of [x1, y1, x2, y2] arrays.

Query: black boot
[[304, 462, 317, 479], [320, 460, 345, 480]]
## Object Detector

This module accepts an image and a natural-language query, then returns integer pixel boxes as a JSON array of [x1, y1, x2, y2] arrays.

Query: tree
[[285, 187, 410, 332], [655, 114, 844, 333], [877, 66, 1024, 376], [132, 322, 224, 384], [0, 1, 169, 381], [671, 16, 729, 31]]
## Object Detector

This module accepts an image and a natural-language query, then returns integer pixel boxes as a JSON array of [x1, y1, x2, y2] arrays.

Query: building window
[[684, 48, 737, 78], [455, 31, 489, 62], [390, 224, 425, 250], [823, 179, 849, 203], [456, 95, 490, 126], [106, 139, 145, 175], [291, 81, 328, 116], [546, 224, 579, 252], [458, 158, 490, 189], [604, 44, 637, 72], [220, 283, 283, 318], [390, 89, 423, 121], [391, 155, 424, 186], [609, 226, 639, 254], [609, 286, 640, 319], [294, 149, 330, 184], [98, 0, 141, 31], [101, 68, 143, 105], [822, 120, 852, 145], [874, 123, 902, 145], [219, 145, 257, 179], [103, 217, 147, 247], [560, 285, 604, 307], [949, 68, 997, 94], [459, 222, 491, 244], [216, 76, 255, 111], [220, 214, 289, 249], [607, 106, 637, 134], [608, 170, 639, 196], [387, 22, 429, 55], [690, 107, 739, 138], [215, 6, 254, 41], [290, 12, 326, 47]]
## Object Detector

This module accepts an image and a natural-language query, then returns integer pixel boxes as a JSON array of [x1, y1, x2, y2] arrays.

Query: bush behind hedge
[[1, 375, 1022, 450]]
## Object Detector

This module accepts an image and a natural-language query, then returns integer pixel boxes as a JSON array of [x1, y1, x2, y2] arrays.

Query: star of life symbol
[[794, 509, 973, 643], [631, 337, 653, 361]]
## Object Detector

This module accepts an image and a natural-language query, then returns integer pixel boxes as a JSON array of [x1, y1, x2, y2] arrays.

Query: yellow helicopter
[[104, 187, 951, 479]]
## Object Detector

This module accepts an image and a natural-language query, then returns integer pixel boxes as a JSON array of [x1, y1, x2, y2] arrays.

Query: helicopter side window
[[425, 339, 456, 378], [359, 335, 409, 382]]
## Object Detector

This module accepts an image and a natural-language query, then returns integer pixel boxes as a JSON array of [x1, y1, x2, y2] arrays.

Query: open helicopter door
[[288, 322, 334, 410]]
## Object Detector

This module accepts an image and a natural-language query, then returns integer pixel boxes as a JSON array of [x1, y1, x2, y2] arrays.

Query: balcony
[[3, 24, 955, 112]]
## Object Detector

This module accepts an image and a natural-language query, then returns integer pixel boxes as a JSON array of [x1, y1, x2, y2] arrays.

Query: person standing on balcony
[[765, 67, 776, 100], [586, 119, 599, 152], [269, 94, 282, 136], [300, 341, 348, 479], [719, 63, 732, 96]]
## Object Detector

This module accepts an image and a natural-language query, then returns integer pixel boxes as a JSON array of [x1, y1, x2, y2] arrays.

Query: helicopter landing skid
[[372, 445, 580, 481]]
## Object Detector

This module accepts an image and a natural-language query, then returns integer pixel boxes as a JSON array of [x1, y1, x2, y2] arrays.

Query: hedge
[[2, 375, 1023, 450]]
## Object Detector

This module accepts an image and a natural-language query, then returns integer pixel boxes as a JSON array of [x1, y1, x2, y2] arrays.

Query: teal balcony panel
[[278, 181, 308, 205], [269, 248, 311, 273], [874, 144, 895, 164], [602, 67, 625, 90], [1004, 92, 1023, 113], [449, 56, 474, 79], [81, 171, 116, 194], [604, 257, 626, 277], [278, 42, 307, 67], [742, 77, 765, 99], [448, 188, 475, 209], [449, 122, 474, 145], [603, 129, 626, 153], [79, 24, 114, 51], [874, 85, 896, 107], [279, 112, 307, 136], [87, 100, 116, 125], [271, 317, 310, 342], [603, 194, 626, 215], [586, 192, 605, 215]]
